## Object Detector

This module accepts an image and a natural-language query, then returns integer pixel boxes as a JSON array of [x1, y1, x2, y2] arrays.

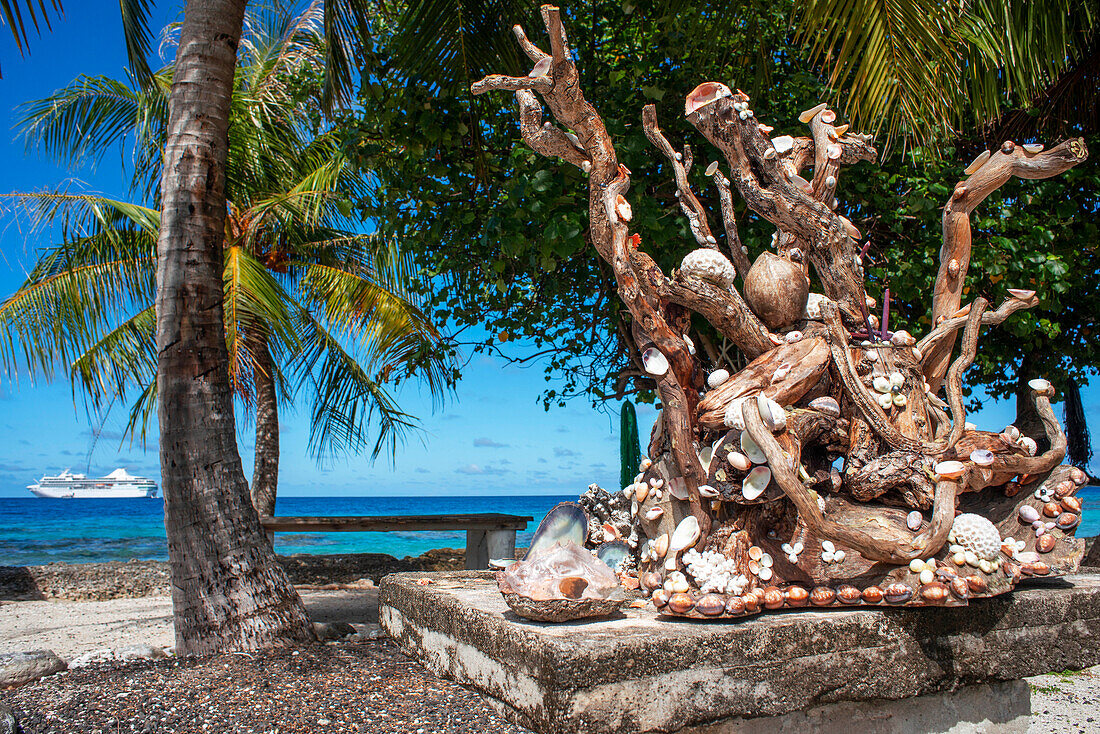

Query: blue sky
[[0, 2, 1094, 498]]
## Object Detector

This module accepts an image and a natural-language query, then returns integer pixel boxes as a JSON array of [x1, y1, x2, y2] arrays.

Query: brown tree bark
[[155, 0, 313, 654], [251, 329, 279, 518]]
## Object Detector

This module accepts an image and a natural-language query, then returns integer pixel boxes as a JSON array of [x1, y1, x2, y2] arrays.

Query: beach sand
[[2, 590, 1099, 732]]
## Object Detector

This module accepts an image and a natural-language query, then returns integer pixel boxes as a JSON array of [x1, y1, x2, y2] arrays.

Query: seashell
[[685, 82, 732, 116], [862, 586, 884, 604], [1018, 505, 1040, 524], [964, 551, 979, 567], [966, 575, 988, 594], [919, 568, 935, 585], [757, 587, 780, 609], [695, 593, 726, 617], [907, 511, 923, 531], [763, 148, 778, 162], [1055, 480, 1075, 498], [1022, 143, 1044, 154], [803, 292, 828, 320], [833, 124, 849, 137], [602, 522, 622, 541], [1057, 512, 1079, 530], [644, 506, 664, 521], [668, 478, 689, 501], [1061, 496, 1083, 514], [705, 161, 719, 177], [748, 545, 764, 561], [708, 369, 731, 388], [808, 396, 841, 417], [723, 397, 749, 430], [821, 540, 836, 554], [873, 376, 891, 393], [1043, 501, 1061, 518], [641, 572, 663, 592], [698, 484, 719, 499], [833, 550, 846, 563], [654, 533, 670, 558], [727, 451, 752, 472], [682, 335, 695, 355], [883, 583, 913, 604], [838, 215, 861, 239], [758, 567, 773, 581], [741, 593, 760, 613], [784, 331, 804, 345], [596, 540, 630, 570], [651, 588, 671, 608], [969, 449, 995, 466], [771, 363, 792, 383], [642, 347, 669, 376], [614, 194, 632, 222], [889, 372, 905, 389], [524, 501, 589, 558], [756, 394, 787, 432], [811, 587, 836, 606], [949, 577, 969, 600], [798, 102, 828, 123], [669, 516, 701, 553], [1028, 561, 1051, 576], [1003, 425, 1020, 441], [827, 144, 842, 160], [964, 150, 991, 175], [934, 460, 966, 480], [771, 135, 795, 154], [680, 248, 737, 289], [743, 252, 810, 330], [632, 500, 638, 518], [667, 592, 695, 614], [1036, 534, 1056, 553], [635, 482, 650, 503], [742, 466, 771, 501], [698, 445, 714, 473], [821, 109, 836, 124], [837, 585, 861, 605], [725, 595, 746, 615], [1008, 288, 1036, 300], [740, 432, 767, 464], [821, 551, 835, 563], [784, 586, 809, 607], [639, 458, 653, 471], [890, 330, 915, 347], [877, 392, 894, 410], [1028, 378, 1052, 394], [528, 57, 553, 77], [920, 582, 949, 603], [761, 553, 773, 568], [825, 175, 836, 188]]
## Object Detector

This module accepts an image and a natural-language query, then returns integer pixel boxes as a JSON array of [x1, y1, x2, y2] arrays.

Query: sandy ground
[[0, 589, 378, 659], [2, 592, 1098, 732]]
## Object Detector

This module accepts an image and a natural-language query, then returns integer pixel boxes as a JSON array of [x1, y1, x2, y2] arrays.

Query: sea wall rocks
[[0, 549, 466, 601]]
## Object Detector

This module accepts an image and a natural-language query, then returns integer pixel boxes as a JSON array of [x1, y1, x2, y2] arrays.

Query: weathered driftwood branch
[[924, 137, 1089, 388], [641, 104, 716, 250], [916, 292, 1038, 358], [709, 168, 752, 278], [515, 90, 590, 169]]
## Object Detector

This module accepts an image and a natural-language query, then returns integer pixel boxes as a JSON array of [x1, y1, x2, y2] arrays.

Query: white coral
[[680, 249, 736, 289], [948, 513, 1002, 561]]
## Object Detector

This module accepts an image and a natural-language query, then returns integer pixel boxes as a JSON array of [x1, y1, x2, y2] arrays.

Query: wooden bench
[[259, 514, 533, 570]]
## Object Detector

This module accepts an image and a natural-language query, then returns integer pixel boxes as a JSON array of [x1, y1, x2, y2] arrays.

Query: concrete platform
[[380, 571, 1100, 733]]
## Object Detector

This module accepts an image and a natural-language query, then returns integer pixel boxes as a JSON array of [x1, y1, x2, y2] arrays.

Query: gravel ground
[[1, 639, 533, 734], [1028, 667, 1100, 734]]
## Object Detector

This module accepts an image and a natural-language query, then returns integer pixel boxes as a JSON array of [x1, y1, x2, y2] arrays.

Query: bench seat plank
[[260, 514, 532, 534]]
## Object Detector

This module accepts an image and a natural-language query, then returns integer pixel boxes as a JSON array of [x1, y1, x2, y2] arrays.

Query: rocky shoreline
[[0, 549, 466, 602]]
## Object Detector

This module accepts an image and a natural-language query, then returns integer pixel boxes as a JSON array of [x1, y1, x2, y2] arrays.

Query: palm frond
[[0, 0, 63, 62], [70, 304, 156, 411], [321, 0, 373, 110], [120, 0, 156, 89]]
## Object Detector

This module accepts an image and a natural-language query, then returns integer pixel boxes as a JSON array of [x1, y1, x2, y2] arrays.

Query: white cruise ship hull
[[28, 484, 157, 499]]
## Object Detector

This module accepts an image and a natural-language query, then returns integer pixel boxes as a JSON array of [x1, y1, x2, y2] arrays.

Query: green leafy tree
[[1, 1, 449, 652]]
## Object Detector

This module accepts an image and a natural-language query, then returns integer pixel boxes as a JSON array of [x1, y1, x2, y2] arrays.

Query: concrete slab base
[[380, 571, 1100, 734]]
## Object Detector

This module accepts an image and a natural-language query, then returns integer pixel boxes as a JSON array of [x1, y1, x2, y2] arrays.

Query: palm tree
[[2, 2, 447, 653]]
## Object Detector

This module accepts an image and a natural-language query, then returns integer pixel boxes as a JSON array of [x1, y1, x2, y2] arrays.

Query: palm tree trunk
[[154, 0, 313, 654], [251, 329, 279, 517]]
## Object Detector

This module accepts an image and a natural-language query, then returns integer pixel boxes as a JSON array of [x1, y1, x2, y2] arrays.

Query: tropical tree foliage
[[1, 3, 454, 510]]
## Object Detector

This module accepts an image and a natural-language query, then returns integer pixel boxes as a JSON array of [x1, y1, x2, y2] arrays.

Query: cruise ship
[[27, 468, 159, 498]]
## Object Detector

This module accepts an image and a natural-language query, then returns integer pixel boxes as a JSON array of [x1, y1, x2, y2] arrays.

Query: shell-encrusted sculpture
[[680, 248, 737, 289], [949, 513, 1002, 561], [743, 252, 809, 329]]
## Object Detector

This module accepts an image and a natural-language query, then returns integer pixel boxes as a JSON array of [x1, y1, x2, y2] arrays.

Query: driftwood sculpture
[[474, 7, 1091, 618]]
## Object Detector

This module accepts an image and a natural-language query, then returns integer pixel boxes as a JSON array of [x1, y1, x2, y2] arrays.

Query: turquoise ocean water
[[1, 489, 1097, 567]]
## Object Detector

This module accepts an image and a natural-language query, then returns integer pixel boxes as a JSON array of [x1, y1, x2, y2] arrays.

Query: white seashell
[[654, 533, 670, 558], [808, 396, 841, 416], [827, 144, 842, 160], [645, 506, 664, 521], [979, 559, 993, 574], [834, 550, 846, 563], [727, 451, 752, 472], [889, 372, 905, 389], [784, 330, 803, 343], [650, 477, 663, 488], [740, 431, 767, 463], [683, 334, 696, 355], [669, 516, 701, 553], [705, 161, 719, 176], [771, 363, 792, 383], [761, 553, 773, 568], [919, 569, 934, 585], [798, 102, 828, 123], [970, 449, 995, 466], [669, 478, 689, 500], [912, 347, 923, 361], [680, 248, 737, 288], [639, 458, 653, 471], [909, 559, 925, 574], [892, 394, 907, 407], [803, 293, 827, 320], [698, 445, 714, 473], [1022, 143, 1044, 154], [724, 396, 749, 430], [907, 511, 923, 531], [642, 347, 669, 376], [771, 135, 795, 155], [528, 57, 552, 77], [708, 369, 731, 388], [876, 392, 894, 410], [964, 150, 991, 175], [615, 194, 632, 222], [891, 330, 915, 347], [873, 376, 891, 393], [1019, 436, 1037, 456], [1019, 505, 1040, 523], [781, 543, 793, 555], [935, 460, 965, 480], [1003, 425, 1020, 441], [748, 560, 761, 575], [791, 174, 812, 192], [756, 394, 786, 432], [742, 467, 771, 500], [825, 175, 836, 188], [631, 500, 638, 518], [788, 554, 799, 564], [758, 567, 773, 581], [821, 551, 835, 563], [763, 147, 777, 160], [822, 540, 836, 553], [1028, 378, 1052, 393], [698, 484, 719, 498], [964, 550, 979, 567], [793, 542, 804, 554]]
